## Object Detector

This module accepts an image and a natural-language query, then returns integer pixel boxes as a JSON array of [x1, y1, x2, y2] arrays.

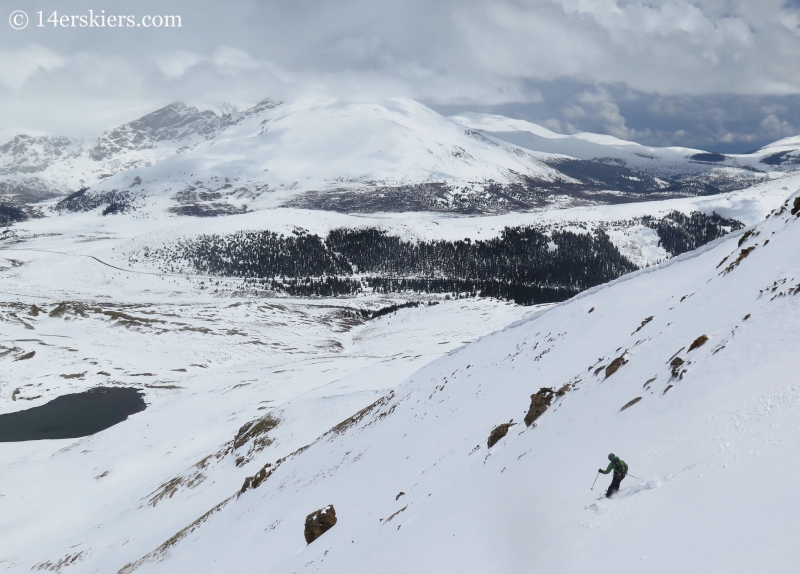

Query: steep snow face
[[92, 189, 800, 574]]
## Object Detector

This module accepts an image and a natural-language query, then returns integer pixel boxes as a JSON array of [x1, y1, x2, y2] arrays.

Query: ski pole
[[627, 473, 641, 480], [590, 471, 599, 490]]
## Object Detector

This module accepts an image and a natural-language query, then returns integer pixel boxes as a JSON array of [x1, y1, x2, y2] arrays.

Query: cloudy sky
[[2, 0, 800, 151]]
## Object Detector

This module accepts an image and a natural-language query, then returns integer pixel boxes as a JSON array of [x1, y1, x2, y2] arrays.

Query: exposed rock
[[632, 316, 654, 334], [688, 335, 709, 352], [89, 103, 221, 161], [383, 505, 407, 525], [723, 246, 756, 274], [0, 135, 79, 175], [487, 422, 515, 448], [239, 462, 275, 494], [670, 357, 685, 378], [620, 397, 642, 412], [304, 505, 337, 544], [233, 413, 279, 467], [792, 197, 800, 216], [605, 354, 628, 378], [524, 388, 555, 426], [49, 302, 90, 318], [738, 229, 754, 247]]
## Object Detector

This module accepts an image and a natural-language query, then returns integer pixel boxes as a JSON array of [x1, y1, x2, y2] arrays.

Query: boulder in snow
[[487, 422, 515, 448], [304, 505, 337, 544]]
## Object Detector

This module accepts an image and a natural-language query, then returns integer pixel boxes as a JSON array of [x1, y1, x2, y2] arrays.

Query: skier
[[598, 453, 628, 498]]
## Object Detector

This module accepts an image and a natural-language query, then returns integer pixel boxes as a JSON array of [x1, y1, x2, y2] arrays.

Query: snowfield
[[1, 97, 800, 573], [107, 188, 800, 574], [0, 173, 799, 572]]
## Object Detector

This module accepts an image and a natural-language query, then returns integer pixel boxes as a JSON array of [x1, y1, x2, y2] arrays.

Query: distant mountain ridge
[[0, 99, 281, 204], [1, 98, 799, 215]]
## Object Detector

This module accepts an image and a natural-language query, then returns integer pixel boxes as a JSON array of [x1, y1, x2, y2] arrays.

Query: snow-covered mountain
[[2, 151, 799, 572], [0, 99, 280, 204], [452, 112, 800, 173], [3, 98, 798, 215]]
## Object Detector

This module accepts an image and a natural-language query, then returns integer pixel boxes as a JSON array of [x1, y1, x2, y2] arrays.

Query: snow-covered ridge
[[3, 98, 798, 215], [0, 99, 281, 202], [452, 111, 800, 174]]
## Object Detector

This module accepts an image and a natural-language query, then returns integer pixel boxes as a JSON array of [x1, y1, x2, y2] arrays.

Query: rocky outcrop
[[89, 103, 221, 161], [620, 397, 642, 411], [524, 388, 555, 426], [670, 356, 686, 378], [0, 135, 79, 175], [605, 353, 628, 378], [304, 505, 337, 544], [688, 335, 708, 352], [487, 422, 515, 448]]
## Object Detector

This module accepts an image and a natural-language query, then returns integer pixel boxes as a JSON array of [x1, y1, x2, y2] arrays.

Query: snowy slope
[[1, 97, 799, 574], [0, 282, 536, 572], [80, 98, 565, 214], [452, 112, 800, 177], [70, 188, 800, 574]]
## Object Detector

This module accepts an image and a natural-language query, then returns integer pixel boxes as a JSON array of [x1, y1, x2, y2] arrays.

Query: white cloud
[[0, 45, 64, 89], [0, 0, 799, 147], [211, 47, 259, 71], [157, 51, 204, 79], [154, 47, 259, 80], [453, 0, 790, 95]]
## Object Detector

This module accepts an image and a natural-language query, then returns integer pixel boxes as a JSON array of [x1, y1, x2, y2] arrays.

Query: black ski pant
[[606, 472, 625, 498]]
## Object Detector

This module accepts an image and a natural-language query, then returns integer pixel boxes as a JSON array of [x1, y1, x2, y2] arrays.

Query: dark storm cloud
[[434, 83, 800, 152], [1, 0, 800, 147]]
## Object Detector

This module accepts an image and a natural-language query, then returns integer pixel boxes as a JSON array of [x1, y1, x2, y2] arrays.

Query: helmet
[[608, 453, 616, 461]]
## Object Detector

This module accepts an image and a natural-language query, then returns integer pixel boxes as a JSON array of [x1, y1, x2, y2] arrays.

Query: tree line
[[145, 210, 742, 305]]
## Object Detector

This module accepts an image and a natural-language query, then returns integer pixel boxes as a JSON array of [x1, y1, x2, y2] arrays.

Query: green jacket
[[600, 458, 628, 475]]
